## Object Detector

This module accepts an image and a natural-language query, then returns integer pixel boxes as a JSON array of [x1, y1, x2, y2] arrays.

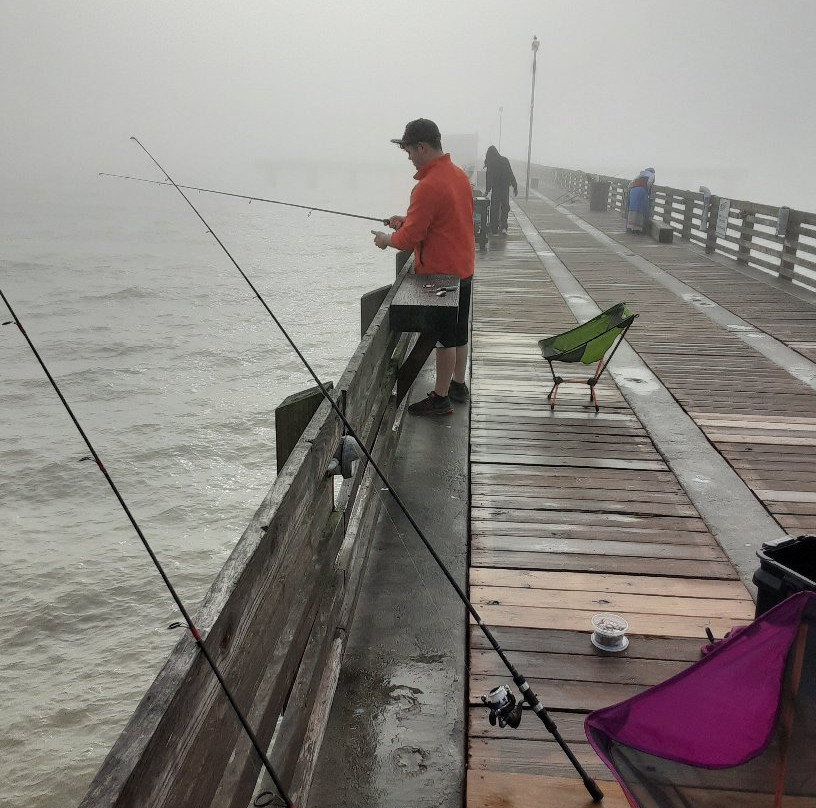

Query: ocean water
[[0, 163, 411, 807]]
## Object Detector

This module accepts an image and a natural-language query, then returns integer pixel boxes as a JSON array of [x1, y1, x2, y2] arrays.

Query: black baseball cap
[[390, 118, 441, 147]]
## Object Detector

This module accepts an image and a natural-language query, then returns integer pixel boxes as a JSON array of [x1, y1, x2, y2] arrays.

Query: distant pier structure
[[548, 166, 816, 294]]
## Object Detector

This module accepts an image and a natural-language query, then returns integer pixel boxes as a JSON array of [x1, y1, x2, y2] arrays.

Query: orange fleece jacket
[[390, 154, 475, 279]]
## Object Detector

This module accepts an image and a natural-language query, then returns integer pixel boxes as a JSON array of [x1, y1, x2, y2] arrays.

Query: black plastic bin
[[753, 534, 816, 617]]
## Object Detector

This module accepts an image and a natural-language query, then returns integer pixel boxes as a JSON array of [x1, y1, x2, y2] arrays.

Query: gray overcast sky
[[2, 0, 815, 208]]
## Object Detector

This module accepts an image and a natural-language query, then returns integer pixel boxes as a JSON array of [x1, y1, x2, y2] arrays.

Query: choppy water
[[0, 163, 410, 807]]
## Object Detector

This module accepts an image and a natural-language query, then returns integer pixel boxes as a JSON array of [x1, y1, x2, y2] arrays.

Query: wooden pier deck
[[465, 182, 816, 807]]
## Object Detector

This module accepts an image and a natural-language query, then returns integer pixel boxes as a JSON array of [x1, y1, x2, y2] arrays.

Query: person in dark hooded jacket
[[484, 145, 518, 234]]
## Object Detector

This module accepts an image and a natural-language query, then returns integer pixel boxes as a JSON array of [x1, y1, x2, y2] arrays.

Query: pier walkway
[[466, 179, 816, 807]]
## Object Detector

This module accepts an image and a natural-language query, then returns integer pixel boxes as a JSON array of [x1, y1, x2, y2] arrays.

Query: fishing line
[[99, 172, 390, 225], [0, 290, 295, 808], [129, 136, 603, 802]]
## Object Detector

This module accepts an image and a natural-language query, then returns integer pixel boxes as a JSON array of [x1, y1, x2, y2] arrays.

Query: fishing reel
[[482, 683, 523, 729]]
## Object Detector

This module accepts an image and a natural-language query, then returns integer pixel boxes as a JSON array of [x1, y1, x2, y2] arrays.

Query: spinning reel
[[482, 684, 523, 729]]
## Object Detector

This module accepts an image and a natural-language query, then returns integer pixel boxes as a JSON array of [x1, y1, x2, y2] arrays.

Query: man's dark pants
[[489, 188, 511, 233]]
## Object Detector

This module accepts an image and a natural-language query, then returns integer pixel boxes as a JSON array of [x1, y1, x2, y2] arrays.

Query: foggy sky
[[2, 0, 815, 209]]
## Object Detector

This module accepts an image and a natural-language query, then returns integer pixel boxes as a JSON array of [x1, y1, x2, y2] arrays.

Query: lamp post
[[498, 106, 504, 151], [525, 35, 539, 202]]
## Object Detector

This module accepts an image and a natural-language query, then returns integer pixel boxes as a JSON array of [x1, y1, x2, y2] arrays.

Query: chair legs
[[588, 359, 603, 413], [547, 374, 564, 410], [587, 379, 600, 413], [546, 363, 603, 412]]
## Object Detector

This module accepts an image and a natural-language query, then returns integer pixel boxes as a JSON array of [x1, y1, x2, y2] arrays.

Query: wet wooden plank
[[471, 536, 724, 561], [469, 737, 620, 780], [472, 523, 712, 545], [470, 649, 690, 686], [470, 451, 667, 470], [473, 484, 690, 504], [472, 494, 699, 518], [469, 625, 705, 661], [471, 508, 709, 532], [470, 585, 754, 621], [467, 771, 630, 808], [470, 604, 745, 639], [469, 707, 591, 743], [471, 550, 739, 579], [471, 465, 683, 489], [469, 569, 750, 600]]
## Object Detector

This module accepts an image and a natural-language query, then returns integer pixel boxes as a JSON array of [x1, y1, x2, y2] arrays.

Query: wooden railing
[[80, 263, 414, 808], [542, 166, 816, 292]]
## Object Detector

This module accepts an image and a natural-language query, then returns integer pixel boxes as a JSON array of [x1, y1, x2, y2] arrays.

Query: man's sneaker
[[449, 380, 470, 403], [408, 391, 453, 416]]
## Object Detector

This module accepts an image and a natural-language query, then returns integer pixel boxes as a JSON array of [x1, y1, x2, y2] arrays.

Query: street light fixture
[[525, 35, 539, 202]]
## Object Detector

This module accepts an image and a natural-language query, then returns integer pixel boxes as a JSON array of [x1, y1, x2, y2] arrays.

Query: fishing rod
[[129, 136, 604, 803], [0, 291, 296, 808], [99, 172, 390, 225]]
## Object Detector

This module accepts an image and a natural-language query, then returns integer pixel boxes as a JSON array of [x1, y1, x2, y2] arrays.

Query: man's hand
[[387, 215, 406, 230], [513, 188, 518, 197], [371, 230, 391, 250]]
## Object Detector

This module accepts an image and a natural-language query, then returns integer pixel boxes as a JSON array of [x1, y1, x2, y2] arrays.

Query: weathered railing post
[[361, 286, 392, 338], [662, 190, 671, 225], [737, 211, 754, 264], [681, 194, 694, 240], [275, 383, 335, 472], [705, 195, 719, 254], [395, 250, 412, 276], [780, 212, 800, 280]]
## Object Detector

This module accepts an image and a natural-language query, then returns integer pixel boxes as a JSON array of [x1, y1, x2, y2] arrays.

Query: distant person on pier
[[626, 167, 655, 233], [484, 145, 518, 235], [371, 118, 474, 417]]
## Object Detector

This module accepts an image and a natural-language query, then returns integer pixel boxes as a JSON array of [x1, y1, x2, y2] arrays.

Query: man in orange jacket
[[371, 118, 475, 416]]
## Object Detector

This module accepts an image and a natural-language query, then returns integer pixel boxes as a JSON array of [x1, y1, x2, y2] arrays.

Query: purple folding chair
[[585, 592, 816, 808]]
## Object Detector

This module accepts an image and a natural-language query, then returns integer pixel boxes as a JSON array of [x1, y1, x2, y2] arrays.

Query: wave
[[82, 285, 158, 302]]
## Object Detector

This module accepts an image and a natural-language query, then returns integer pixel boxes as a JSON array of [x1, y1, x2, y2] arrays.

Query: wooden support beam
[[681, 194, 694, 240], [395, 332, 437, 405], [737, 213, 754, 264], [780, 212, 801, 281]]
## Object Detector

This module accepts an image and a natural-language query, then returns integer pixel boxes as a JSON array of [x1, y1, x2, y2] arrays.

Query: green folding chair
[[538, 303, 637, 412]]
